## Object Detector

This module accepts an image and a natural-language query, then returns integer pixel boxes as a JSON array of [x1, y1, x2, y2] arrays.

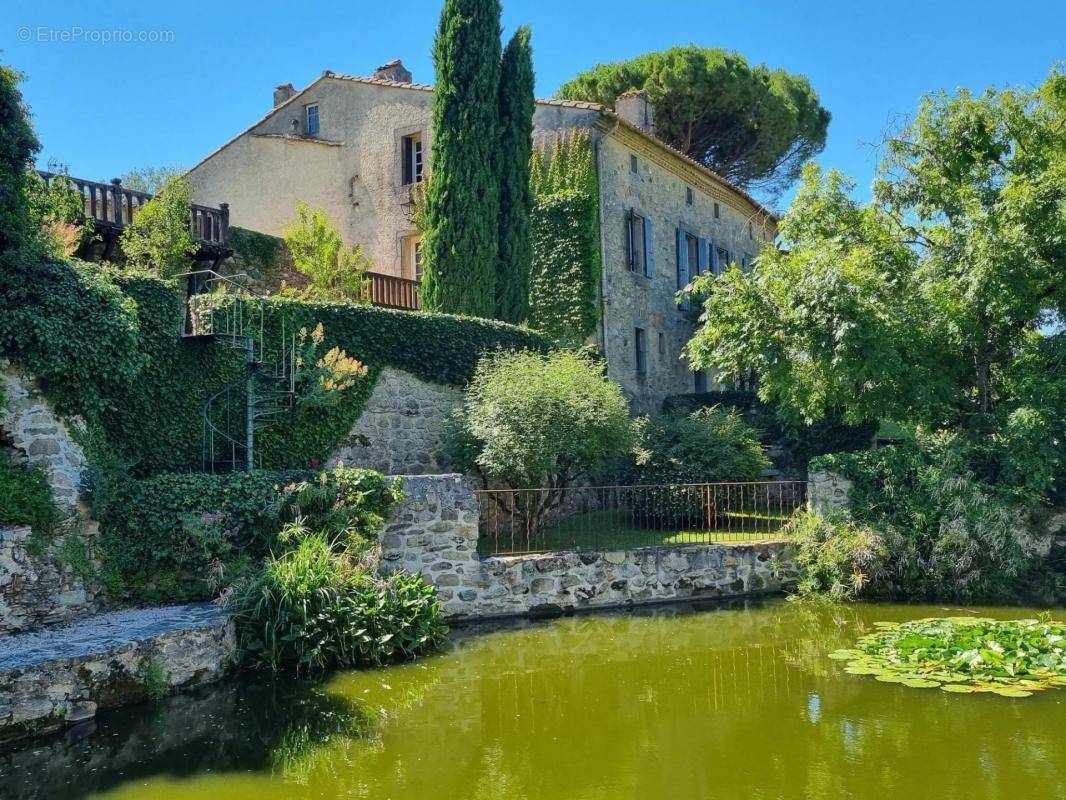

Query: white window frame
[[305, 104, 320, 136]]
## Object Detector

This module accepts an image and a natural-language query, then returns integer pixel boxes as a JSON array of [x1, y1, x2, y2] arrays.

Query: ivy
[[528, 131, 601, 344]]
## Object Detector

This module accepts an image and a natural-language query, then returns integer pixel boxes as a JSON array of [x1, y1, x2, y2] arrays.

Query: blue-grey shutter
[[644, 217, 654, 277], [710, 241, 721, 275], [624, 210, 633, 271], [676, 226, 689, 310], [696, 237, 708, 276]]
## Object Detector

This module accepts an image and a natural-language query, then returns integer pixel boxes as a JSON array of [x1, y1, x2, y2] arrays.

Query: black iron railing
[[476, 481, 806, 556]]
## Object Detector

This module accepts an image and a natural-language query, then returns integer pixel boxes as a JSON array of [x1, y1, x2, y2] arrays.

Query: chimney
[[273, 83, 295, 108], [614, 90, 654, 136], [373, 59, 413, 84]]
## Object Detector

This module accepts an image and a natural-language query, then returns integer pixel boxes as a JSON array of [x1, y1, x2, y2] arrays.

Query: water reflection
[[1, 598, 1063, 800]]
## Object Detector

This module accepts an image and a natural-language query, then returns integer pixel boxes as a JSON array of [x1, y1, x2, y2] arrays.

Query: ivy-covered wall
[[0, 259, 553, 478]]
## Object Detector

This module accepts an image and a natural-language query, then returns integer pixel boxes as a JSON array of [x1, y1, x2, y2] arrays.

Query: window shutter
[[676, 227, 689, 310], [696, 237, 708, 276], [711, 241, 720, 275], [624, 210, 633, 270], [644, 217, 654, 277], [402, 137, 413, 185]]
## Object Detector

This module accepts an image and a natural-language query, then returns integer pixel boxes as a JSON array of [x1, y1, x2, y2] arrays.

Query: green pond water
[[2, 598, 1065, 799]]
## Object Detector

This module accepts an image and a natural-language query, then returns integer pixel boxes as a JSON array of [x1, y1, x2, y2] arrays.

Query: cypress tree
[[495, 25, 535, 324], [421, 0, 502, 317]]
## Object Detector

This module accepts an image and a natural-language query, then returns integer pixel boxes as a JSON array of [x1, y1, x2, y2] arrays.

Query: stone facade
[[807, 470, 854, 514], [329, 368, 462, 475], [0, 604, 234, 744], [380, 475, 797, 620], [0, 524, 107, 636], [1, 364, 87, 513]]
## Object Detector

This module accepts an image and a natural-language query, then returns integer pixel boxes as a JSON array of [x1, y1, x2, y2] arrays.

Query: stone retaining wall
[[330, 368, 463, 475], [380, 475, 798, 620], [0, 524, 107, 636], [0, 604, 235, 744], [1, 364, 87, 513]]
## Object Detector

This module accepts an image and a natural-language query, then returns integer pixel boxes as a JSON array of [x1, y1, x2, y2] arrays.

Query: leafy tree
[[448, 349, 634, 533], [558, 45, 830, 198], [281, 202, 370, 303], [119, 176, 196, 277], [685, 66, 1066, 497], [421, 0, 502, 317], [0, 62, 41, 256], [120, 165, 184, 194], [495, 25, 535, 324]]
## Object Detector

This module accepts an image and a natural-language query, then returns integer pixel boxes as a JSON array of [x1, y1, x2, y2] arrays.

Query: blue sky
[[5, 0, 1065, 209]]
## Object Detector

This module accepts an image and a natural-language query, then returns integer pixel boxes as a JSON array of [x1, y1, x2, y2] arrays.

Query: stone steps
[[0, 603, 235, 745]]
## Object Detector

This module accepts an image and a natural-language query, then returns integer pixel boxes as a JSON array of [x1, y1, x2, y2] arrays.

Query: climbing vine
[[528, 131, 601, 344]]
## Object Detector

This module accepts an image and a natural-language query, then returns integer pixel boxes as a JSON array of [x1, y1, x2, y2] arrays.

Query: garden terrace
[[37, 171, 231, 262]]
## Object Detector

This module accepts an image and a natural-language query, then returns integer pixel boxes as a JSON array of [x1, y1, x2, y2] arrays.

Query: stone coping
[[0, 603, 229, 671]]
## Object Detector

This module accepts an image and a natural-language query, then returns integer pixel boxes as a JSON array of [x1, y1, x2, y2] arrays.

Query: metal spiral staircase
[[181, 270, 297, 473]]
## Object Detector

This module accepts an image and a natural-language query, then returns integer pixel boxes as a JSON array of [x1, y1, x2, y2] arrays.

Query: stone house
[[186, 60, 778, 412]]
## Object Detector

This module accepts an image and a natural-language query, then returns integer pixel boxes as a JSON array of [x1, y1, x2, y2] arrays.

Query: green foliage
[[281, 202, 371, 302], [830, 616, 1066, 697], [686, 68, 1066, 502], [92, 466, 402, 603], [0, 457, 60, 531], [0, 61, 40, 256], [786, 510, 887, 601], [631, 406, 769, 485], [119, 165, 183, 194], [230, 529, 446, 673], [120, 176, 196, 278], [812, 432, 1044, 602], [142, 658, 169, 701], [495, 25, 535, 324], [558, 45, 830, 197], [528, 132, 601, 343], [453, 349, 633, 489], [662, 390, 876, 473], [25, 168, 91, 259], [421, 0, 502, 317]]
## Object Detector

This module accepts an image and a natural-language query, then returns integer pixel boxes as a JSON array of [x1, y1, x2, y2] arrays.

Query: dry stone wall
[[1, 364, 87, 513], [807, 470, 853, 514], [380, 475, 798, 620], [0, 524, 107, 636], [330, 368, 462, 475]]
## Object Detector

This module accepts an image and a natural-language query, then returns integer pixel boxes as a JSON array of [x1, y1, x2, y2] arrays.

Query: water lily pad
[[832, 617, 1066, 699]]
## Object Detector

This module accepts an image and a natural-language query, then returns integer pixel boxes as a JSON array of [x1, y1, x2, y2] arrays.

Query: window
[[401, 234, 423, 280], [694, 371, 708, 393], [658, 331, 665, 358], [749, 221, 754, 239], [742, 252, 753, 271], [630, 154, 639, 173], [677, 228, 699, 290], [713, 202, 720, 219], [626, 210, 653, 277], [686, 186, 694, 206], [305, 104, 320, 136], [402, 133, 424, 185], [715, 245, 730, 275], [634, 328, 647, 376]]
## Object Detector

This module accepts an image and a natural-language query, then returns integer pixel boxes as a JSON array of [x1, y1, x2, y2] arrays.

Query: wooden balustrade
[[365, 271, 421, 311], [37, 171, 229, 249]]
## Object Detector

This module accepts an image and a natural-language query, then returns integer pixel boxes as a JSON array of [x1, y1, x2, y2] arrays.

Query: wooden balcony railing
[[37, 171, 230, 250], [365, 271, 421, 311]]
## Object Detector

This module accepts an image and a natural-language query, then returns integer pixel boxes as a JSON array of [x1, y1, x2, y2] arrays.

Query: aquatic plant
[[831, 616, 1066, 697]]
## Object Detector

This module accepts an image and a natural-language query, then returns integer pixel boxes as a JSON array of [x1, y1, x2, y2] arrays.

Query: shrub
[[811, 431, 1044, 602], [787, 510, 886, 601], [230, 529, 445, 673], [455, 349, 633, 489], [120, 176, 196, 277], [281, 202, 371, 303], [632, 406, 769, 485]]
